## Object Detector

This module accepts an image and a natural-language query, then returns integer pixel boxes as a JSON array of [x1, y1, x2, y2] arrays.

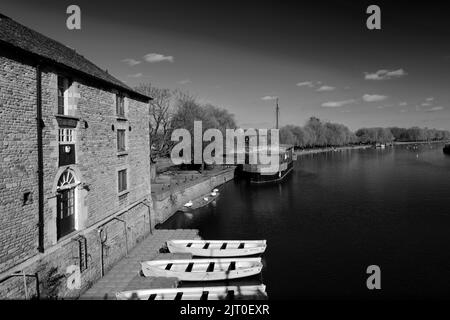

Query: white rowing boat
[[116, 284, 267, 300], [167, 240, 267, 257], [141, 257, 263, 281]]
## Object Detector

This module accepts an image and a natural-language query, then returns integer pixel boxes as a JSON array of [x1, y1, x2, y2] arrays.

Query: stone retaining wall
[[152, 168, 235, 224]]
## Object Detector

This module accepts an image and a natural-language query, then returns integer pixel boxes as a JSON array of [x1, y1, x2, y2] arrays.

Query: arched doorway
[[56, 170, 78, 239]]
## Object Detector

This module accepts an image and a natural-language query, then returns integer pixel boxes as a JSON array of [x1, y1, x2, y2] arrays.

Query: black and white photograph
[[1, 0, 450, 308]]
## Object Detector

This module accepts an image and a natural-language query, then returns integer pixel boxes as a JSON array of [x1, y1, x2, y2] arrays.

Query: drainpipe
[[98, 227, 107, 277], [36, 63, 44, 253], [113, 217, 128, 256]]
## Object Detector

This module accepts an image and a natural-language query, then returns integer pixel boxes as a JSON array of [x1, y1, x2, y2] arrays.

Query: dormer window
[[57, 76, 70, 115], [116, 94, 125, 117]]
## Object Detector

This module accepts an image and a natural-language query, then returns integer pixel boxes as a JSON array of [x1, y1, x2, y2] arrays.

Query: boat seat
[[148, 294, 157, 300], [185, 263, 194, 272], [226, 290, 235, 300], [165, 263, 173, 270], [200, 291, 209, 300], [186, 243, 193, 247], [174, 292, 183, 300], [220, 243, 227, 250], [206, 262, 215, 272], [238, 243, 245, 249], [228, 261, 236, 271], [203, 243, 210, 249]]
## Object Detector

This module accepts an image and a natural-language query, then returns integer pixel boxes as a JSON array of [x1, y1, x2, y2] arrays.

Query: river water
[[160, 143, 450, 299]]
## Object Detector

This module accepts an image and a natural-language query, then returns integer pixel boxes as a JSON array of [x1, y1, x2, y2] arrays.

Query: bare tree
[[135, 83, 174, 161]]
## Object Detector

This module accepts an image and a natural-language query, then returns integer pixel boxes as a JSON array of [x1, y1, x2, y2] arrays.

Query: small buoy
[[213, 188, 219, 192], [211, 192, 217, 196], [184, 201, 193, 207], [203, 197, 209, 201]]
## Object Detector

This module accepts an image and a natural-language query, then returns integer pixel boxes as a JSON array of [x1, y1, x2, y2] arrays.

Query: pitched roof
[[0, 13, 150, 102]]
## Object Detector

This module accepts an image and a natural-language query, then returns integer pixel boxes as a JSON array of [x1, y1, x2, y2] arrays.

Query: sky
[[2, 0, 450, 130]]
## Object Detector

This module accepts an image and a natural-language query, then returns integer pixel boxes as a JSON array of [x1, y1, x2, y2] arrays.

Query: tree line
[[135, 83, 236, 160], [280, 117, 450, 147], [135, 83, 449, 156]]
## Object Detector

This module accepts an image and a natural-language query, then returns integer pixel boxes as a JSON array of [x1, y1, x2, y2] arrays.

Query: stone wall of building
[[0, 54, 154, 299], [0, 56, 40, 272]]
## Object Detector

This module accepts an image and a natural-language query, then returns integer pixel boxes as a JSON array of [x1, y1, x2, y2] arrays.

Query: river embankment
[[294, 144, 372, 156], [393, 140, 450, 145], [293, 140, 450, 156], [151, 166, 236, 225]]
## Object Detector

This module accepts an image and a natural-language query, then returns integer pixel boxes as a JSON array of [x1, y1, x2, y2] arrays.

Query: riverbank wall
[[294, 145, 372, 156], [151, 167, 236, 225], [393, 140, 450, 145]]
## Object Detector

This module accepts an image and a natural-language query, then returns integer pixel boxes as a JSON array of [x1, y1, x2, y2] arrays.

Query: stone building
[[0, 14, 154, 298]]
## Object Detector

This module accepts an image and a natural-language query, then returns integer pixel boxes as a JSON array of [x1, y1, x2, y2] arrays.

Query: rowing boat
[[141, 257, 263, 281], [167, 240, 267, 257], [116, 284, 267, 300]]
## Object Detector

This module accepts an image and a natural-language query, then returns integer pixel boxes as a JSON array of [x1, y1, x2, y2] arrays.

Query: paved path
[[81, 229, 200, 300]]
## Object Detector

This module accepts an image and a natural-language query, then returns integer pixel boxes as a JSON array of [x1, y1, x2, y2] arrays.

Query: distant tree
[[305, 117, 327, 146], [280, 118, 356, 148], [357, 126, 450, 143], [280, 126, 296, 145], [171, 92, 206, 133], [171, 93, 237, 169], [135, 83, 174, 160], [203, 104, 237, 132]]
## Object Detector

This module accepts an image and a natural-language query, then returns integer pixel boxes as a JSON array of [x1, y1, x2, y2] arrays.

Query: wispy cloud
[[144, 53, 174, 63], [426, 97, 434, 101], [399, 101, 408, 106], [364, 69, 407, 80], [296, 81, 314, 88], [178, 79, 191, 85], [127, 73, 143, 78], [122, 58, 141, 66], [261, 95, 278, 101], [321, 99, 356, 108], [421, 102, 432, 107], [425, 106, 444, 112], [316, 85, 335, 92], [363, 94, 388, 102]]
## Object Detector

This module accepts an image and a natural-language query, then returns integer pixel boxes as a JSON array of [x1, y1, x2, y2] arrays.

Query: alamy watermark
[[170, 121, 281, 174]]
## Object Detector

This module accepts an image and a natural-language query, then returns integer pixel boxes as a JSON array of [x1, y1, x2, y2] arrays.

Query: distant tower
[[275, 98, 279, 129]]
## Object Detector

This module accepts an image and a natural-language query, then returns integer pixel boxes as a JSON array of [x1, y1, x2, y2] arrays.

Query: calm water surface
[[160, 144, 450, 299]]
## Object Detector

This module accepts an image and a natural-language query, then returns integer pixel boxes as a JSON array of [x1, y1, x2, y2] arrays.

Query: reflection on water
[[160, 143, 450, 299]]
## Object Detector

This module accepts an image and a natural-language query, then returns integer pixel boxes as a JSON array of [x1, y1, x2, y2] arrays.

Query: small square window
[[117, 129, 126, 152], [59, 129, 75, 143], [116, 95, 125, 117], [118, 169, 127, 193]]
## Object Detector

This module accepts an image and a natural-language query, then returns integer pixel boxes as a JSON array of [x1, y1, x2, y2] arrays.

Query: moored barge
[[241, 144, 294, 184], [444, 144, 450, 155]]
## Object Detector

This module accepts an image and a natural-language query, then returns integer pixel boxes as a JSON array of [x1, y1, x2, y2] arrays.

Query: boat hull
[[167, 240, 267, 257], [141, 258, 263, 281], [247, 161, 293, 184], [116, 285, 267, 300], [444, 145, 450, 155]]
